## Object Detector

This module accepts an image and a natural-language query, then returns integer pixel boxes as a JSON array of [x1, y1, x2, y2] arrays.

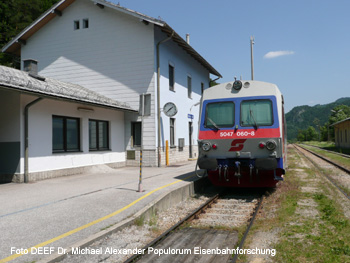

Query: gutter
[[24, 98, 43, 183], [156, 31, 174, 167]]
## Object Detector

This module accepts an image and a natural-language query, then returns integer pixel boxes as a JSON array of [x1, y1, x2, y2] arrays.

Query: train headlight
[[266, 140, 277, 151], [202, 142, 211, 151], [232, 80, 242, 90]]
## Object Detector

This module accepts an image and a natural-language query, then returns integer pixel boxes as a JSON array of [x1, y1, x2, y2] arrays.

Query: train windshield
[[241, 99, 273, 127], [205, 101, 235, 129]]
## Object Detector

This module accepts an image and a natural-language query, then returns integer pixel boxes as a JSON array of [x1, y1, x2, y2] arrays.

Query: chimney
[[23, 59, 45, 81], [23, 59, 38, 75], [186, 34, 190, 44]]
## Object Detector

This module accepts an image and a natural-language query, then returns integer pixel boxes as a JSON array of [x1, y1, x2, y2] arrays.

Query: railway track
[[293, 144, 350, 201], [300, 143, 350, 159], [124, 191, 263, 263], [297, 144, 350, 174]]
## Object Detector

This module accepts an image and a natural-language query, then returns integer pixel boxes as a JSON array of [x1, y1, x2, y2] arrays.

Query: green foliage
[[209, 78, 220, 87], [329, 105, 350, 125], [0, 0, 59, 67], [297, 126, 318, 141], [287, 98, 350, 141]]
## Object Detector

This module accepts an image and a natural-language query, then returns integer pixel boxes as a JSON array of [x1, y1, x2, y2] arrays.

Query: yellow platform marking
[[0, 174, 195, 262]]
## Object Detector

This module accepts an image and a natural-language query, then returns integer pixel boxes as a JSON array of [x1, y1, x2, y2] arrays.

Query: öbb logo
[[229, 139, 247, 151]]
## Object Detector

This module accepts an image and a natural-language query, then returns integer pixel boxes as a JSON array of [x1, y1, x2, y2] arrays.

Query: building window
[[83, 19, 89, 29], [74, 20, 80, 30], [89, 120, 109, 151], [53, 116, 80, 152], [169, 64, 175, 91], [170, 118, 175, 147], [201, 82, 204, 95], [187, 75, 192, 98], [132, 122, 141, 147]]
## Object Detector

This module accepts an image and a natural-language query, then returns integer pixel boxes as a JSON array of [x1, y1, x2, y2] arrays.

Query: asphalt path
[[0, 162, 198, 263]]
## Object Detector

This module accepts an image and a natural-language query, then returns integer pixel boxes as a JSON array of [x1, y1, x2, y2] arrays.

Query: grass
[[134, 215, 145, 226], [238, 146, 350, 263], [300, 144, 350, 170], [303, 141, 350, 155]]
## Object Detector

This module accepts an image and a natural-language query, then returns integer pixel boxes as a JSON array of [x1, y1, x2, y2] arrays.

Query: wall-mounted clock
[[163, 102, 178, 117]]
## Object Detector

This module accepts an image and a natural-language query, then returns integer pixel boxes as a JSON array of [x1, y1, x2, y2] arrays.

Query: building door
[[189, 122, 193, 158]]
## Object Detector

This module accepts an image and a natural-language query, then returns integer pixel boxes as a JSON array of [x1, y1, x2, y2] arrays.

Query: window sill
[[89, 149, 112, 152], [52, 150, 83, 154]]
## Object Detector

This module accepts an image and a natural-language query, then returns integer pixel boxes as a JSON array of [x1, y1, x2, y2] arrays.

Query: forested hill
[[286, 97, 350, 140]]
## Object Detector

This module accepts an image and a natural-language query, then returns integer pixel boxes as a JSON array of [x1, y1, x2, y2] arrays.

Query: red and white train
[[197, 80, 287, 187]]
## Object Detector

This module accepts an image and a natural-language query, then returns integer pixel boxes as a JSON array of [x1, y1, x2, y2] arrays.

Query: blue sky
[[111, 0, 350, 112]]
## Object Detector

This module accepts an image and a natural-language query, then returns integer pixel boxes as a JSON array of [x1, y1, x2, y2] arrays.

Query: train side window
[[205, 101, 235, 128], [241, 100, 273, 127]]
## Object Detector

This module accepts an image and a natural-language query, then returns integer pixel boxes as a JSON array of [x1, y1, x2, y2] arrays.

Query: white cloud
[[263, 50, 295, 59]]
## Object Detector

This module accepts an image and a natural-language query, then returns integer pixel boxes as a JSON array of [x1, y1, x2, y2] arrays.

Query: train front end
[[197, 80, 286, 187]]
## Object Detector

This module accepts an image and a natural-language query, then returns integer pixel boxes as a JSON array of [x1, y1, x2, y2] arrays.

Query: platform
[[0, 161, 206, 263]]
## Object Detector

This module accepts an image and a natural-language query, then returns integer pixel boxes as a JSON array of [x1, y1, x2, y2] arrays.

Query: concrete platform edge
[[38, 172, 209, 263]]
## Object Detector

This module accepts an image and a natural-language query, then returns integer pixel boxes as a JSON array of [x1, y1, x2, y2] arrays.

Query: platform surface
[[0, 161, 200, 263]]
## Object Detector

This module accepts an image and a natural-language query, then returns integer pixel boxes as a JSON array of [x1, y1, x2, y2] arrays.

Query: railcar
[[197, 80, 287, 187]]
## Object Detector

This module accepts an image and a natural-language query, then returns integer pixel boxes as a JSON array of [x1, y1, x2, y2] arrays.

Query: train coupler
[[234, 161, 241, 184], [249, 164, 254, 183], [218, 165, 222, 181], [223, 165, 229, 182]]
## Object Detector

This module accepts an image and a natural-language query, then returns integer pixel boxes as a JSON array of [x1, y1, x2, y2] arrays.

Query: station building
[[0, 65, 136, 183], [332, 117, 350, 149], [1, 0, 221, 182]]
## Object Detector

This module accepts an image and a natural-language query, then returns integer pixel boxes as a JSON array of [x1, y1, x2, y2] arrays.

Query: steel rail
[[123, 193, 220, 263], [297, 144, 350, 175], [294, 144, 350, 201], [300, 143, 350, 159], [230, 195, 264, 263]]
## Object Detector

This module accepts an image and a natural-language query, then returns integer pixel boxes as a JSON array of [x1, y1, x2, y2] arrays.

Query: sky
[[110, 0, 350, 113]]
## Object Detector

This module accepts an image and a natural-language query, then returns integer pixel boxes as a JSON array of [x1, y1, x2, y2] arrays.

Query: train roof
[[203, 80, 282, 100]]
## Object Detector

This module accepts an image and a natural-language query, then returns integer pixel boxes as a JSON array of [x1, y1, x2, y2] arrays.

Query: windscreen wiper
[[207, 117, 220, 131], [249, 108, 258, 130]]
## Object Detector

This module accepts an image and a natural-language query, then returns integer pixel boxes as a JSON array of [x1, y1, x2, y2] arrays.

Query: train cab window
[[205, 102, 234, 128], [241, 100, 273, 127]]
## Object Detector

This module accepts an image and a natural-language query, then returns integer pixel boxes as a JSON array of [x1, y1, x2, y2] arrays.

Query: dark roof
[[0, 65, 135, 112], [1, 0, 221, 78], [331, 117, 350, 127]]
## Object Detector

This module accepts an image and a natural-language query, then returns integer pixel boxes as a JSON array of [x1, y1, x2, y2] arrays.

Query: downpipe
[[156, 30, 174, 167], [24, 98, 43, 183]]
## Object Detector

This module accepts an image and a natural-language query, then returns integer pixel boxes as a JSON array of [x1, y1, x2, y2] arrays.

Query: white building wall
[[155, 28, 210, 155], [20, 0, 156, 152], [20, 94, 125, 176], [19, 0, 213, 167]]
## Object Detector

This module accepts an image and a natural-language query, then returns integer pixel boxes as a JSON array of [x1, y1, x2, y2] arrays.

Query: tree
[[329, 105, 350, 125], [305, 126, 318, 141], [297, 129, 306, 141], [209, 78, 220, 87], [0, 0, 59, 67], [328, 105, 350, 141], [320, 125, 328, 141]]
